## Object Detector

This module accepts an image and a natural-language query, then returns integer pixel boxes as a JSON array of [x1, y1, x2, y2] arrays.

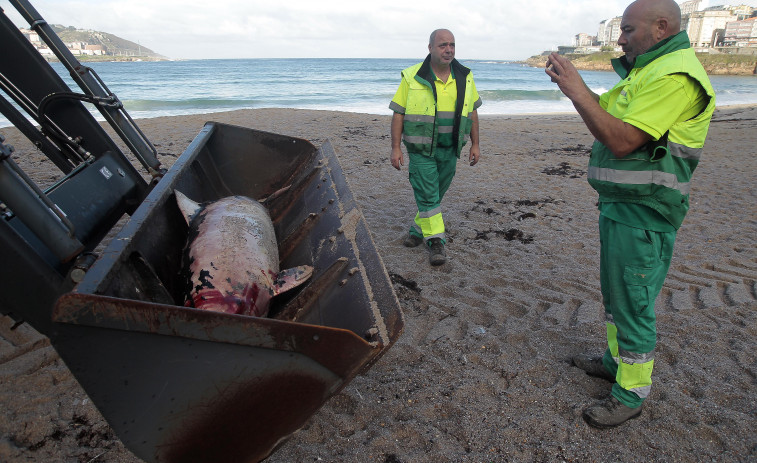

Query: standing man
[[546, 0, 715, 428], [390, 29, 482, 266]]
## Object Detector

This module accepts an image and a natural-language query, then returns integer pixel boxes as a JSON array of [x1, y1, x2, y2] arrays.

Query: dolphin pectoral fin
[[175, 190, 202, 225], [271, 265, 314, 296]]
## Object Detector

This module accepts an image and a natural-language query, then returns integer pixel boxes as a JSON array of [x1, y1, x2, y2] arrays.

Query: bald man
[[546, 0, 716, 428], [390, 29, 482, 266]]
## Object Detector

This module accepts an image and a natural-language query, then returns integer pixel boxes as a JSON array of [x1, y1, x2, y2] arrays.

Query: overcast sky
[[2, 0, 755, 60]]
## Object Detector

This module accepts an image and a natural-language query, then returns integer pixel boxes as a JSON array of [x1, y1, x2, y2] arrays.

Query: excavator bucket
[[0, 1, 403, 462], [51, 123, 404, 463]]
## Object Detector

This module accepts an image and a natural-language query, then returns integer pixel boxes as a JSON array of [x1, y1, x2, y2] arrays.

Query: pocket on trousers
[[623, 263, 664, 316], [408, 162, 419, 176]]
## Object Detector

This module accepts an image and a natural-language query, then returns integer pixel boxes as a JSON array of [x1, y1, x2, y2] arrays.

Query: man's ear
[[656, 18, 670, 40]]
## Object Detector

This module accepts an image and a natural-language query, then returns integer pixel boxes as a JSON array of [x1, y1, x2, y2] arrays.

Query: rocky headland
[[523, 51, 757, 75]]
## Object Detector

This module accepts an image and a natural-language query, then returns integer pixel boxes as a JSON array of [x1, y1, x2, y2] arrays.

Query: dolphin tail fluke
[[175, 190, 202, 225], [272, 265, 314, 296]]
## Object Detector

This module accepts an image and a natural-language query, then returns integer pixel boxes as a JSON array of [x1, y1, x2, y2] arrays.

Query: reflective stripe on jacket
[[390, 56, 480, 158], [588, 31, 716, 229]]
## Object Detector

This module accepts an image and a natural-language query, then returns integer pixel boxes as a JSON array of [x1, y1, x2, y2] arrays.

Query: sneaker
[[572, 353, 615, 382], [583, 396, 642, 429], [428, 238, 446, 266], [403, 234, 424, 248]]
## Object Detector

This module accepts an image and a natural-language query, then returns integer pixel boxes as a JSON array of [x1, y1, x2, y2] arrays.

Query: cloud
[[4, 0, 756, 60]]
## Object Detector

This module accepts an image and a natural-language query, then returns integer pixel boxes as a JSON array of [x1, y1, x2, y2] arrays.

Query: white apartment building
[[597, 20, 607, 44], [683, 9, 737, 47], [598, 17, 622, 46]]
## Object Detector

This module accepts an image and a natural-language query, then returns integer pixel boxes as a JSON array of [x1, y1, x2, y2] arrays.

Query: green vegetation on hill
[[48, 24, 165, 60]]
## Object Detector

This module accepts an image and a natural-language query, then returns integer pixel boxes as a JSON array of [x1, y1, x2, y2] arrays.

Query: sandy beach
[[1, 104, 756, 462]]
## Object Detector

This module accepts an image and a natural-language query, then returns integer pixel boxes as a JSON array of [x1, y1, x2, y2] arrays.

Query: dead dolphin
[[175, 190, 313, 317]]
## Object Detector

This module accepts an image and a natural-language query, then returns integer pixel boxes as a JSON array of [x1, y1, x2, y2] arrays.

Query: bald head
[[429, 29, 453, 46], [619, 0, 681, 63], [625, 0, 681, 37]]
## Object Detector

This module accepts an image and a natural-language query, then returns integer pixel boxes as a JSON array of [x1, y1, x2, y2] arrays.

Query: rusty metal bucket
[[51, 122, 404, 462]]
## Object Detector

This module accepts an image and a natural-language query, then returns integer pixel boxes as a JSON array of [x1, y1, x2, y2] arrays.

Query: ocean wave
[[479, 89, 566, 101], [120, 98, 257, 111]]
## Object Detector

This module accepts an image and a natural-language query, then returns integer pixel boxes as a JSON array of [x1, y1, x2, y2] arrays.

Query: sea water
[[0, 58, 755, 128]]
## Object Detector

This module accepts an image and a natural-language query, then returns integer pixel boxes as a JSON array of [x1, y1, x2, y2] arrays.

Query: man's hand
[[469, 145, 480, 166], [545, 52, 596, 104], [391, 146, 404, 170], [468, 110, 480, 166], [545, 52, 650, 158], [390, 112, 405, 170]]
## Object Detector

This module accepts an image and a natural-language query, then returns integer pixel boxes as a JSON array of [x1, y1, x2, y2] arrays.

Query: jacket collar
[[415, 54, 470, 87], [611, 31, 691, 79]]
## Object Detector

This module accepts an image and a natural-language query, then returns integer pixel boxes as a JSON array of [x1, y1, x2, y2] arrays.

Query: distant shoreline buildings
[[567, 1, 757, 55], [19, 28, 106, 57], [17, 26, 156, 60]]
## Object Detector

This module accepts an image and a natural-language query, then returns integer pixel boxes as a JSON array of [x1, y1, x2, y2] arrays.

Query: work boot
[[583, 396, 642, 429], [428, 238, 446, 265], [572, 353, 616, 382], [403, 234, 424, 248]]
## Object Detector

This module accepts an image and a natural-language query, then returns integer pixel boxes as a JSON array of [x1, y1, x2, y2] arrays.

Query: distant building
[[717, 4, 756, 21], [683, 9, 737, 48], [573, 33, 595, 47], [18, 27, 111, 57], [724, 17, 757, 47], [19, 28, 41, 44], [68, 41, 88, 51], [597, 20, 607, 44], [598, 17, 622, 46], [680, 0, 703, 16], [581, 2, 756, 57]]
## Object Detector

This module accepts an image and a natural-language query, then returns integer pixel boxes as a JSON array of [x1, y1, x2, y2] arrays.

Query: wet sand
[[1, 105, 756, 462]]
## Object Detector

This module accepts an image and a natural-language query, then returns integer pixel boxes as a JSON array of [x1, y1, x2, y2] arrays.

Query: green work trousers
[[598, 214, 676, 408], [407, 148, 458, 243]]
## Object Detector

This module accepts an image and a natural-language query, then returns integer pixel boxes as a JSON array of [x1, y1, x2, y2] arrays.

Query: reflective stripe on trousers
[[604, 315, 654, 401], [413, 207, 445, 242]]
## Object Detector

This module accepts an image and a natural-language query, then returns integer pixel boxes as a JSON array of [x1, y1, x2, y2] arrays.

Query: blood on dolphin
[[175, 190, 313, 317]]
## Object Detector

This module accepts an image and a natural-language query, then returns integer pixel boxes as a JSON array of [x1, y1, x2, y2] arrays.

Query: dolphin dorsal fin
[[175, 190, 202, 225], [271, 265, 314, 296]]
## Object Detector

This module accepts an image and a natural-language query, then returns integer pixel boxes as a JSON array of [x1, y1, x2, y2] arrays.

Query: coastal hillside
[[48, 24, 165, 61], [524, 51, 757, 75]]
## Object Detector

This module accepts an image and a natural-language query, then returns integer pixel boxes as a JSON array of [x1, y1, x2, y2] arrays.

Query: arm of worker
[[391, 112, 405, 170], [545, 52, 652, 158], [468, 110, 480, 166]]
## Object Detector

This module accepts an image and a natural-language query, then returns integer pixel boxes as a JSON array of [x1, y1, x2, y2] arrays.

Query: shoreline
[[4, 102, 756, 131], [1, 105, 756, 462]]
